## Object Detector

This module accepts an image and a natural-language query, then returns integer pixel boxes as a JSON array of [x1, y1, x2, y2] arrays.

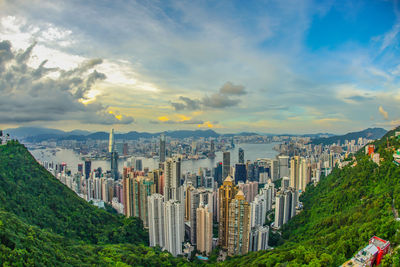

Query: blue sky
[[0, 0, 399, 134]]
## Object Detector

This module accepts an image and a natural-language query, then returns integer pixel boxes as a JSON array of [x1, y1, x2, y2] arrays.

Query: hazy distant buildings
[[238, 148, 244, 164]]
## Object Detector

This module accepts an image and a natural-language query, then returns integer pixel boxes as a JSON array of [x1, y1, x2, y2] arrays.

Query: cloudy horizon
[[0, 0, 399, 134]]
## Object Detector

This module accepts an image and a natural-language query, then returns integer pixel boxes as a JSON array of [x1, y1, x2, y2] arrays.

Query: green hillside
[[0, 141, 147, 245], [2, 128, 400, 266], [0, 141, 194, 266], [222, 127, 400, 266], [0, 210, 190, 266]]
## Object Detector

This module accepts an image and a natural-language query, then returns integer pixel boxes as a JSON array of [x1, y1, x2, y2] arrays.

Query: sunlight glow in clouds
[[0, 1, 399, 133]]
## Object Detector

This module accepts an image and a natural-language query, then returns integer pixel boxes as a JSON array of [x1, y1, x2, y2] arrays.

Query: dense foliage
[[0, 210, 194, 266], [222, 127, 400, 266], [0, 141, 148, 245], [2, 126, 400, 266]]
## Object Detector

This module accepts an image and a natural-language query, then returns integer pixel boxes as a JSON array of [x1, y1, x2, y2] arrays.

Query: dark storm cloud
[[170, 96, 202, 111], [219, 81, 246, 95], [170, 81, 246, 111], [0, 40, 134, 125]]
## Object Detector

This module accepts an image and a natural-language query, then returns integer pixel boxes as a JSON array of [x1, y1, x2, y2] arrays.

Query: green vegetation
[[0, 141, 147, 245], [0, 210, 191, 266], [222, 127, 400, 266], [0, 141, 194, 266], [2, 125, 400, 266]]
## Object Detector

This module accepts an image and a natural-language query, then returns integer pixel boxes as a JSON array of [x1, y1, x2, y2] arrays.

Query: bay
[[29, 143, 279, 175]]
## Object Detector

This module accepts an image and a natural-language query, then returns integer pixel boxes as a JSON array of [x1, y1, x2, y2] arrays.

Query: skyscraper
[[190, 189, 200, 245], [249, 226, 269, 252], [250, 194, 266, 228], [275, 189, 297, 228], [234, 163, 247, 184], [160, 133, 166, 162], [274, 193, 284, 228], [123, 176, 155, 227], [184, 184, 195, 222], [214, 162, 222, 185], [238, 148, 244, 164], [218, 176, 238, 249], [196, 203, 213, 255], [270, 159, 279, 181], [148, 194, 165, 248], [135, 158, 143, 171], [290, 156, 299, 190], [227, 190, 251, 256], [77, 163, 83, 174], [109, 128, 115, 153], [109, 129, 119, 180], [278, 155, 289, 178], [222, 151, 230, 179], [164, 200, 184, 257], [164, 157, 182, 201], [84, 159, 91, 180]]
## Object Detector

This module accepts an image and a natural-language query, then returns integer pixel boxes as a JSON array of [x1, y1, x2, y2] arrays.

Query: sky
[[0, 0, 399, 134]]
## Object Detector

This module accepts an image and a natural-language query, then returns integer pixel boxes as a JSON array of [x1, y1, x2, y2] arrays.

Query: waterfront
[[30, 143, 279, 175]]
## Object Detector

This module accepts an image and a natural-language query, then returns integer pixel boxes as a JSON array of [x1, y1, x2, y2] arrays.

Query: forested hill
[[2, 127, 400, 265], [222, 126, 400, 266], [0, 141, 196, 266], [0, 141, 148, 245], [311, 127, 387, 145]]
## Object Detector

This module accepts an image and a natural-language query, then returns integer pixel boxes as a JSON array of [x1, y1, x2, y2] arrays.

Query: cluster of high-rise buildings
[[39, 130, 359, 259]]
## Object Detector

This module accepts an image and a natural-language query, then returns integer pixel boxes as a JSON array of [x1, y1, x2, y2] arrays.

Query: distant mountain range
[[310, 127, 387, 145], [4, 127, 222, 142], [3, 126, 387, 144]]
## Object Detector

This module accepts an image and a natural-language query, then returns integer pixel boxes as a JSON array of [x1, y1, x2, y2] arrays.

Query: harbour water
[[30, 143, 279, 174]]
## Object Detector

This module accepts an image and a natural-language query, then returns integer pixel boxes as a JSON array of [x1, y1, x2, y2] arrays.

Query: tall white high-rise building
[[260, 183, 274, 211], [289, 156, 299, 190], [164, 199, 184, 257], [196, 203, 213, 255], [270, 159, 279, 181], [148, 194, 165, 248], [164, 157, 182, 201], [249, 226, 269, 251], [250, 194, 266, 228], [278, 155, 289, 178], [274, 193, 284, 228], [108, 128, 115, 153]]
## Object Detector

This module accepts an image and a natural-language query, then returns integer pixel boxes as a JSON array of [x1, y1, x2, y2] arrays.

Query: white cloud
[[379, 106, 389, 120]]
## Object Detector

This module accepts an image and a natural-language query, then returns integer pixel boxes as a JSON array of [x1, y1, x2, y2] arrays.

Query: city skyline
[[0, 0, 399, 134]]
